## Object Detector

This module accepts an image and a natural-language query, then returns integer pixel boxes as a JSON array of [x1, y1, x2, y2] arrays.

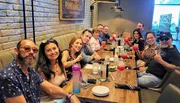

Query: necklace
[[52, 63, 59, 72]]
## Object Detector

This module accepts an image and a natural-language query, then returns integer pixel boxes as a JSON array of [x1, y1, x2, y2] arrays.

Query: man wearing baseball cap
[[138, 32, 180, 87]]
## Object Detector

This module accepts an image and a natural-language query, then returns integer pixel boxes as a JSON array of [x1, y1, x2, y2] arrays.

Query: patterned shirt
[[0, 60, 44, 103], [143, 45, 160, 65]]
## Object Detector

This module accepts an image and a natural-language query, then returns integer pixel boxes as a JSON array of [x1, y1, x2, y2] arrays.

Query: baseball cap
[[159, 32, 172, 41]]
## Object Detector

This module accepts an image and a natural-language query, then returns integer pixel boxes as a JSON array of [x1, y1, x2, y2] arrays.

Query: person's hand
[[69, 95, 80, 103], [132, 44, 139, 51], [154, 51, 163, 62], [137, 60, 145, 67], [124, 37, 130, 43], [76, 53, 83, 62], [101, 41, 106, 47], [93, 54, 101, 61]]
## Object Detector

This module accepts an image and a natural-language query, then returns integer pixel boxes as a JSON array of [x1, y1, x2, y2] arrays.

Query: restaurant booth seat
[[0, 30, 83, 70], [0, 50, 15, 70], [140, 70, 180, 103], [54, 33, 78, 50]]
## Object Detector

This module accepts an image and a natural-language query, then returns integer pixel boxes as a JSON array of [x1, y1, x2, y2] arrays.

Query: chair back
[[148, 70, 180, 93], [156, 84, 180, 103]]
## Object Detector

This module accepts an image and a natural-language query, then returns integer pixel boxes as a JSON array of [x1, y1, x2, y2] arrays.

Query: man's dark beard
[[17, 53, 35, 67]]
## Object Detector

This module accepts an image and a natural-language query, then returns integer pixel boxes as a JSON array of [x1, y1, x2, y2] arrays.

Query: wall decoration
[[60, 0, 85, 20]]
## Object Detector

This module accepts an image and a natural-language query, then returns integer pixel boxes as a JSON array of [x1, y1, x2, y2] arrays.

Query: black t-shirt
[[146, 46, 180, 79], [132, 40, 145, 61]]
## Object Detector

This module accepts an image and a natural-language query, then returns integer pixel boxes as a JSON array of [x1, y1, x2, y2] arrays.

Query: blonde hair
[[92, 27, 100, 35]]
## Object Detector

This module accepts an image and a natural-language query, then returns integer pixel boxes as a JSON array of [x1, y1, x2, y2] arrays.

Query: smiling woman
[[35, 38, 66, 86], [61, 35, 83, 80]]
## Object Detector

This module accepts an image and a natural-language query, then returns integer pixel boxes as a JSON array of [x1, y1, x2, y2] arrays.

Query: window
[[152, 0, 180, 40]]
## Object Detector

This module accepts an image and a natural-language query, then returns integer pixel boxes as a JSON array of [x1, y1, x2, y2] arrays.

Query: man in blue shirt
[[0, 40, 80, 103], [99, 25, 110, 43], [137, 22, 146, 39]]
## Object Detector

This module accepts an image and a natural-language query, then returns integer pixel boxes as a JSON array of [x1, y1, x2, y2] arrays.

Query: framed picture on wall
[[59, 0, 85, 20]]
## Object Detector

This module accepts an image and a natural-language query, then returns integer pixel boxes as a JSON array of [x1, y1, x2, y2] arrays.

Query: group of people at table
[[0, 23, 180, 103]]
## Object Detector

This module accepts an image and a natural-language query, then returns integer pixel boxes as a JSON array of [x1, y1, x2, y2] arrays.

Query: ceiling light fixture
[[110, 0, 124, 12]]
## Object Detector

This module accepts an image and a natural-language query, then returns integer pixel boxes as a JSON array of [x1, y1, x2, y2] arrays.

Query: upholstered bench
[[0, 30, 83, 70]]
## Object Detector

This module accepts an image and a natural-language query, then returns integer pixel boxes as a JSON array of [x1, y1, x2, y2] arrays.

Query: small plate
[[109, 58, 114, 62], [92, 86, 109, 97]]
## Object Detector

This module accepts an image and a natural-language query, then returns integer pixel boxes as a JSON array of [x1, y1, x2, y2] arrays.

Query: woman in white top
[[36, 38, 67, 101], [88, 28, 104, 51]]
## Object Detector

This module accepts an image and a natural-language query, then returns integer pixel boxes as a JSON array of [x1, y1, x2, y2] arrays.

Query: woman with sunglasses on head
[[36, 38, 67, 88], [36, 38, 68, 102], [61, 35, 83, 80]]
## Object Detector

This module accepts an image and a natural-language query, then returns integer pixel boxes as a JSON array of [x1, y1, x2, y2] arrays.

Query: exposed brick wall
[[0, 0, 91, 51]]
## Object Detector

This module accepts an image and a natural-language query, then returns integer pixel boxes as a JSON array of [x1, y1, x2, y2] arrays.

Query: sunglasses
[[20, 46, 39, 53], [41, 38, 56, 44], [159, 37, 170, 41]]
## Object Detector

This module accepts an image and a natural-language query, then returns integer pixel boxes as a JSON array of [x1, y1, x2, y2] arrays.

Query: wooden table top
[[63, 49, 139, 103]]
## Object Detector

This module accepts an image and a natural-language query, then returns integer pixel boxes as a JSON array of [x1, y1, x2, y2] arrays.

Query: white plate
[[92, 86, 109, 96], [84, 64, 93, 69], [110, 57, 114, 62]]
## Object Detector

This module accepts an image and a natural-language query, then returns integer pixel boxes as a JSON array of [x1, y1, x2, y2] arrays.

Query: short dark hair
[[82, 29, 92, 35], [138, 22, 144, 27], [16, 39, 34, 50], [16, 40, 22, 49], [103, 25, 108, 28], [145, 31, 156, 39]]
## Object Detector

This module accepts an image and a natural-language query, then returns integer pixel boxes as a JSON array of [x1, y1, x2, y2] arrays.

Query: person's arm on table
[[4, 95, 26, 103], [40, 80, 80, 103], [92, 52, 101, 61]]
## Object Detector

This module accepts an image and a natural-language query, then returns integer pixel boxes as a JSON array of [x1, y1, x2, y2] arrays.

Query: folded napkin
[[115, 83, 141, 91], [104, 48, 114, 51], [125, 66, 139, 70]]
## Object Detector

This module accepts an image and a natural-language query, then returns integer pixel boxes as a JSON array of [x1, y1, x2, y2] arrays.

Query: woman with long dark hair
[[36, 38, 66, 87], [126, 29, 145, 61]]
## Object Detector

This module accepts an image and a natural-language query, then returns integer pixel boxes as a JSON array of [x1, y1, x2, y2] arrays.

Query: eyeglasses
[[159, 37, 170, 41], [20, 46, 38, 53]]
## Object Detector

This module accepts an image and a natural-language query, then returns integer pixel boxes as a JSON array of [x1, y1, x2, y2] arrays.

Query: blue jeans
[[137, 71, 162, 87]]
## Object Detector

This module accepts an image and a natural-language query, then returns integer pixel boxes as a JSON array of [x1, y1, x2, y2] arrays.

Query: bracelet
[[68, 93, 74, 100]]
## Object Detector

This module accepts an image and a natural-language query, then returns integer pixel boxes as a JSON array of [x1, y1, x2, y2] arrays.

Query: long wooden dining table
[[63, 49, 139, 103]]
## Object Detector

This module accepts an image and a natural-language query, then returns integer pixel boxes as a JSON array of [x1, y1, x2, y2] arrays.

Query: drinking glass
[[121, 52, 127, 59], [99, 64, 106, 82], [105, 56, 110, 64], [132, 44, 139, 51], [92, 63, 99, 75], [117, 61, 125, 80]]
